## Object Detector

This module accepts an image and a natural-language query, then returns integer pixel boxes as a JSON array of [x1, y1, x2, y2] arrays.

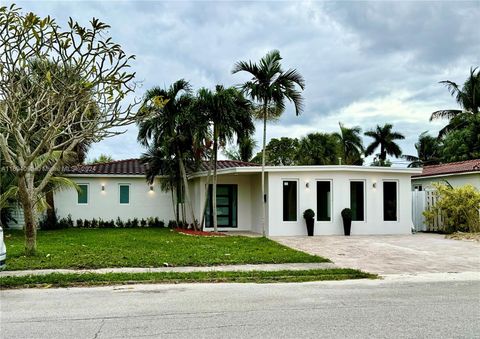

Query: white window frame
[[315, 179, 333, 223], [382, 180, 399, 222], [282, 178, 299, 223], [118, 183, 131, 205], [349, 179, 366, 222], [77, 183, 89, 205]]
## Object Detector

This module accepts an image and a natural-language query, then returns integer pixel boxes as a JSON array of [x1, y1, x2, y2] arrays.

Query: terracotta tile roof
[[67, 158, 259, 175], [412, 159, 480, 178]]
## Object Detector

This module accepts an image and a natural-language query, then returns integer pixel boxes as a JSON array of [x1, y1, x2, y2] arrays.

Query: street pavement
[[1, 273, 479, 338]]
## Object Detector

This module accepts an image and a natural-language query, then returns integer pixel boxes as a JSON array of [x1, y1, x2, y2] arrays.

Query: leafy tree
[[196, 85, 254, 231], [232, 50, 305, 236], [89, 154, 114, 164], [251, 137, 299, 165], [441, 116, 480, 162], [333, 123, 364, 165], [364, 124, 405, 166], [403, 131, 442, 167], [430, 67, 480, 137], [0, 6, 137, 255], [297, 133, 339, 165]]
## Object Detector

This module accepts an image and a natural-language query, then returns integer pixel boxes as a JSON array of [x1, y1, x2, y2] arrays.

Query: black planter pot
[[305, 218, 314, 236], [343, 220, 351, 236]]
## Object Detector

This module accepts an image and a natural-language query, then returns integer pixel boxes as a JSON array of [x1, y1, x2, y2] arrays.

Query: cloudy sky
[[15, 0, 480, 166]]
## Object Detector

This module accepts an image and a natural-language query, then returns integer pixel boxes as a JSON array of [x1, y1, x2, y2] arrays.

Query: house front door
[[205, 184, 238, 228]]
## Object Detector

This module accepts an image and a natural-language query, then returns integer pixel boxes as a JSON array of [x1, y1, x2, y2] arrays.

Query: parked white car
[[0, 226, 6, 270]]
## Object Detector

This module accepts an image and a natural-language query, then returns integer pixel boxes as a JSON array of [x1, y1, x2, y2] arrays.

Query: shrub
[[303, 209, 315, 220], [83, 219, 91, 228], [131, 218, 139, 228], [424, 183, 480, 233], [91, 218, 98, 228], [140, 218, 147, 227], [76, 219, 83, 228], [168, 220, 177, 229], [125, 219, 132, 228], [115, 217, 124, 228]]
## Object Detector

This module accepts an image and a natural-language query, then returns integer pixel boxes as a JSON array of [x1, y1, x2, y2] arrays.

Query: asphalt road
[[1, 275, 479, 339]]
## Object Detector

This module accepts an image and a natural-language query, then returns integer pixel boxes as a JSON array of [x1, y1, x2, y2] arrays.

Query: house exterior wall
[[266, 170, 414, 236], [54, 176, 176, 222], [412, 173, 480, 191]]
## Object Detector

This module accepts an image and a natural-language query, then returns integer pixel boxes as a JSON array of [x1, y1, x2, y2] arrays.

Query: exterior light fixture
[[305, 180, 310, 189], [101, 184, 105, 191], [372, 181, 377, 189], [150, 185, 154, 191]]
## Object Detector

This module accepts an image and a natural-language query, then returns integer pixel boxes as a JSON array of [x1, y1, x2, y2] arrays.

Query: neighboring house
[[411, 159, 480, 191], [49, 159, 421, 236]]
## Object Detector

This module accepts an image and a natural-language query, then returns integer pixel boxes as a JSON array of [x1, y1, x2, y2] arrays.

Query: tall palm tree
[[364, 124, 405, 166], [196, 85, 254, 231], [333, 123, 364, 165], [232, 50, 305, 236], [430, 67, 480, 137], [402, 131, 442, 168], [137, 80, 207, 230]]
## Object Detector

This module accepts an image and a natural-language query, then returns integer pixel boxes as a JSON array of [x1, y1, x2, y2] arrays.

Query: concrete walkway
[[273, 233, 480, 275], [0, 262, 336, 277]]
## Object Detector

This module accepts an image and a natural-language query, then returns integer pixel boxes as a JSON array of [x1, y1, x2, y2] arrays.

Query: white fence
[[411, 189, 443, 232]]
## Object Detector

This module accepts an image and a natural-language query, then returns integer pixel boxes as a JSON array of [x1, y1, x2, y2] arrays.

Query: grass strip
[[0, 269, 377, 289], [5, 229, 328, 270]]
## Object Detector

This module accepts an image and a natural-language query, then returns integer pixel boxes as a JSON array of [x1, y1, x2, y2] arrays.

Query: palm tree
[[232, 50, 305, 236], [137, 80, 207, 230], [364, 124, 405, 166], [224, 135, 257, 162], [402, 131, 442, 167], [430, 67, 480, 137], [334, 123, 364, 165], [196, 85, 254, 231]]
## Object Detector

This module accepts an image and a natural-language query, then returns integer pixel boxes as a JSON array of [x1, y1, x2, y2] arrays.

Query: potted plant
[[303, 209, 315, 236], [341, 208, 352, 236]]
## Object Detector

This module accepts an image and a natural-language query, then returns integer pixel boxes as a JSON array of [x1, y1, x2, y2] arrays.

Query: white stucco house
[[48, 159, 422, 236], [411, 159, 480, 191]]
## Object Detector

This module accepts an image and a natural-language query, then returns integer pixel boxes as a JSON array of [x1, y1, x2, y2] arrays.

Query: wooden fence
[[411, 189, 443, 232]]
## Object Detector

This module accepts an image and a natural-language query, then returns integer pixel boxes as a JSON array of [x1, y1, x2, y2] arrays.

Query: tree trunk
[[46, 190, 56, 227], [170, 187, 178, 226], [213, 125, 218, 232], [178, 152, 198, 230], [18, 175, 37, 256], [200, 150, 215, 231], [261, 100, 268, 237]]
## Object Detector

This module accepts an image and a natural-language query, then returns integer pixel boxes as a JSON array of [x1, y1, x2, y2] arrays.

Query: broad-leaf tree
[[333, 123, 364, 165], [196, 85, 254, 231], [232, 50, 305, 236], [297, 133, 339, 165], [251, 137, 299, 165], [0, 6, 137, 255], [364, 124, 405, 166]]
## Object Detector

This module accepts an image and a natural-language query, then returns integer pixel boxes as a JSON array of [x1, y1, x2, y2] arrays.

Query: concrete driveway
[[273, 233, 480, 275]]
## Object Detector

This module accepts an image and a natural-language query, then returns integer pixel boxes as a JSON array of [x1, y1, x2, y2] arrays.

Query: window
[[283, 180, 298, 221], [205, 185, 238, 228], [350, 181, 365, 221], [316, 181, 331, 221], [119, 184, 130, 204], [77, 184, 88, 204], [383, 181, 398, 221], [413, 184, 422, 191]]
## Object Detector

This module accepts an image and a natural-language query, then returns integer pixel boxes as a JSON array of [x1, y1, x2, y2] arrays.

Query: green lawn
[[0, 269, 376, 289], [4, 228, 328, 270]]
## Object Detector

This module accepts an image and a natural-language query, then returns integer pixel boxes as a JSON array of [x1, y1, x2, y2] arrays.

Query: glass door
[[205, 184, 238, 228]]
